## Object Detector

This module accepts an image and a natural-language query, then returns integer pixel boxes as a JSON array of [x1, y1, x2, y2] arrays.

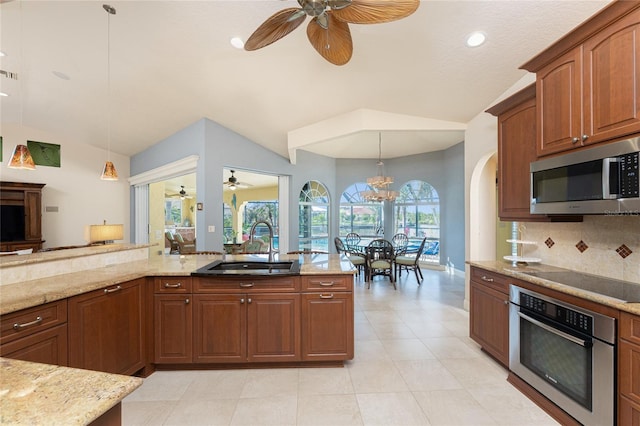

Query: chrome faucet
[[249, 220, 275, 262]]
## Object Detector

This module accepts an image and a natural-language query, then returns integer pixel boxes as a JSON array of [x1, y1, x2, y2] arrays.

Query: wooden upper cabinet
[[522, 2, 640, 157], [584, 8, 640, 145]]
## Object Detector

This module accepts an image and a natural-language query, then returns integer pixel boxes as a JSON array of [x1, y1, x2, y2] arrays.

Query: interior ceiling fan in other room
[[224, 170, 253, 190], [168, 185, 193, 200], [244, 0, 419, 66]]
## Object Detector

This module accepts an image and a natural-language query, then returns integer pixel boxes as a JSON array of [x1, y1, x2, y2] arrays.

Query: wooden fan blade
[[245, 8, 306, 51], [332, 0, 419, 24], [307, 13, 353, 65]]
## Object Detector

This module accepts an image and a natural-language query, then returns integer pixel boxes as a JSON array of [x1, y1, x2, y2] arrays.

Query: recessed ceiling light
[[52, 70, 70, 80], [230, 37, 244, 49], [465, 31, 486, 48], [0, 92, 8, 97], [0, 51, 6, 57]]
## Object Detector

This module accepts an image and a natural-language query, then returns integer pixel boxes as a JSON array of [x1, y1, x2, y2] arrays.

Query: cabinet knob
[[572, 137, 580, 144], [185, 298, 190, 304], [504, 300, 509, 305], [240, 298, 245, 304], [582, 134, 589, 141], [247, 298, 252, 304]]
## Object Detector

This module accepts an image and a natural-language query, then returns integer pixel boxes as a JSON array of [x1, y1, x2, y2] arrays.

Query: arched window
[[298, 180, 330, 251], [394, 180, 440, 262], [339, 183, 383, 238]]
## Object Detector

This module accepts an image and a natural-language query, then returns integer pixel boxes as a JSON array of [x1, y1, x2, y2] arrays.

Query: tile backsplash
[[519, 216, 639, 284]]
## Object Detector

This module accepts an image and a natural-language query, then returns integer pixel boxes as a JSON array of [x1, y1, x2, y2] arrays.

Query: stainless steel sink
[[192, 260, 300, 276]]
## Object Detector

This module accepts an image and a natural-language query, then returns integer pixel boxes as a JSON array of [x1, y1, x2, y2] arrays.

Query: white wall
[[1, 123, 130, 248]]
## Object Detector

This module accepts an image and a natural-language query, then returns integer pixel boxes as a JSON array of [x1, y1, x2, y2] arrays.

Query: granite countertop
[[468, 260, 640, 316], [0, 357, 142, 425], [0, 253, 356, 315], [0, 243, 149, 268]]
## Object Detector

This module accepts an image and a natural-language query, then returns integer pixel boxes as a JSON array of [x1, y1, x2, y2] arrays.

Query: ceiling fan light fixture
[[230, 37, 244, 49], [465, 31, 486, 47], [299, 0, 326, 17]]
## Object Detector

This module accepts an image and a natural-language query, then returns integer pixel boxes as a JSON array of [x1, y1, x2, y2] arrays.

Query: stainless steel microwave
[[530, 137, 640, 215]]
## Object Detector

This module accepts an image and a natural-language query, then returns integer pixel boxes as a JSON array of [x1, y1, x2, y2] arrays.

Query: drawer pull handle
[[164, 282, 182, 288], [319, 282, 335, 287], [14, 316, 43, 330], [320, 294, 334, 299], [480, 276, 494, 283], [104, 285, 122, 294], [239, 283, 254, 288]]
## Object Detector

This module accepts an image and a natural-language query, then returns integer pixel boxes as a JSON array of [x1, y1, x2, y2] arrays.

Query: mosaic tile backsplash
[[519, 216, 640, 284]]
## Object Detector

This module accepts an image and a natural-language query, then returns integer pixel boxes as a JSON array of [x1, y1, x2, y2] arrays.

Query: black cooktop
[[521, 271, 640, 303]]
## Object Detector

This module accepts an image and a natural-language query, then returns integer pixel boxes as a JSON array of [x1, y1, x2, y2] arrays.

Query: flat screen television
[[0, 205, 26, 242]]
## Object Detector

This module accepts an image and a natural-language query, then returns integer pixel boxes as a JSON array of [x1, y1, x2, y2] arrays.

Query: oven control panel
[[520, 292, 593, 335]]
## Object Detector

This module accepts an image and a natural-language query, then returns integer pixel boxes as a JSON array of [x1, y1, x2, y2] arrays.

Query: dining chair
[[391, 233, 409, 255], [335, 237, 366, 278], [365, 239, 395, 289], [395, 237, 427, 283]]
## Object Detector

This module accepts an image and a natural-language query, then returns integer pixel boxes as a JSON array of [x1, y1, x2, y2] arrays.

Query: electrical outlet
[[208, 225, 215, 232]]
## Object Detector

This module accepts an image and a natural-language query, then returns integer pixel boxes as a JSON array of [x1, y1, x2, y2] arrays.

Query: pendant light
[[7, 0, 36, 171], [362, 133, 398, 202], [100, 4, 118, 181]]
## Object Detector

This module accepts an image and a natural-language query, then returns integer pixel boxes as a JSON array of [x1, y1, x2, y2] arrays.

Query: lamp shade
[[8, 144, 36, 170], [100, 161, 119, 181], [89, 222, 123, 243]]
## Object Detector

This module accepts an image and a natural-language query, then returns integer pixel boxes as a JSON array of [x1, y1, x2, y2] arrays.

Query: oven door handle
[[517, 311, 592, 348]]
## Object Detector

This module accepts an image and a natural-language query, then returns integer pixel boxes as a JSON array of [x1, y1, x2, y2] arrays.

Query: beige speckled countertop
[[0, 253, 355, 315], [468, 260, 640, 316], [0, 357, 142, 425]]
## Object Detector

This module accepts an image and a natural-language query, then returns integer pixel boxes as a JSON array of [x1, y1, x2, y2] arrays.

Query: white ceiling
[[0, 1, 609, 161]]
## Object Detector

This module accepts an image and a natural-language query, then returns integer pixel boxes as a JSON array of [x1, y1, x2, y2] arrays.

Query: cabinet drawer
[[301, 275, 353, 291], [194, 276, 300, 293], [620, 312, 640, 345], [470, 267, 509, 294], [154, 277, 192, 293], [0, 300, 68, 345]]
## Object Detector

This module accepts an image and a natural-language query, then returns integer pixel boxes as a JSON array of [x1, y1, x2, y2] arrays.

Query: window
[[223, 203, 233, 242], [242, 200, 279, 249], [298, 180, 330, 251], [339, 182, 383, 238], [165, 199, 182, 225], [394, 180, 440, 262]]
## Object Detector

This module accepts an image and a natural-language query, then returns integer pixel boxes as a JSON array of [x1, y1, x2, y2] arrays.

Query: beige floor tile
[[380, 338, 436, 360], [348, 360, 409, 393], [239, 368, 299, 399], [354, 321, 378, 341], [363, 310, 404, 325], [420, 336, 483, 359], [356, 392, 430, 425], [439, 357, 508, 389], [413, 389, 497, 425], [468, 384, 559, 425], [351, 339, 392, 362], [371, 321, 418, 339], [393, 359, 463, 392], [184, 369, 249, 400], [298, 367, 354, 395], [297, 394, 363, 426], [122, 401, 175, 425], [123, 371, 195, 402], [230, 395, 297, 425], [164, 398, 238, 426]]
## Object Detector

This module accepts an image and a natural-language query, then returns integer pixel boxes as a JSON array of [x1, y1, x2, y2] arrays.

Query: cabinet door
[[154, 294, 192, 364], [619, 340, 640, 406], [469, 281, 509, 367], [619, 395, 640, 426], [247, 294, 300, 362], [24, 190, 42, 241], [497, 96, 538, 220], [537, 47, 583, 156], [0, 324, 67, 366], [68, 279, 144, 375], [301, 292, 353, 361], [193, 294, 245, 363], [584, 9, 640, 145]]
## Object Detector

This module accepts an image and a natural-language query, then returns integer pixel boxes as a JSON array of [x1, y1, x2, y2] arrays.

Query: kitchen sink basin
[[192, 260, 300, 276]]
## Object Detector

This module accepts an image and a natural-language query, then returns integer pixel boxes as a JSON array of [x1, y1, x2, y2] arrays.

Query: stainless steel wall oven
[[509, 285, 616, 425]]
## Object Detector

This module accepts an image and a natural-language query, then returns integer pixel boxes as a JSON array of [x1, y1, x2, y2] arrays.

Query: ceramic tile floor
[[123, 268, 559, 425]]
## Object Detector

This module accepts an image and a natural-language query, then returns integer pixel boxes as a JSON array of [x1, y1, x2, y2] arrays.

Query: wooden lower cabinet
[[192, 293, 300, 363], [619, 395, 640, 425], [619, 312, 640, 423], [301, 292, 353, 361], [0, 300, 68, 366], [154, 294, 192, 364], [68, 278, 144, 375], [469, 281, 510, 367]]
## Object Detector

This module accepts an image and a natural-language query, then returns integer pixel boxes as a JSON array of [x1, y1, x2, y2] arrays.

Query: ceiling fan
[[224, 170, 253, 190], [244, 0, 419, 66], [167, 185, 193, 199]]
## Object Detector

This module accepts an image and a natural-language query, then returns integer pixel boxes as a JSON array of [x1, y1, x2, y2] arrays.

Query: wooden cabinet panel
[[154, 294, 192, 364], [194, 276, 299, 293], [68, 279, 144, 375], [469, 280, 509, 367], [0, 324, 68, 366], [301, 275, 353, 292], [620, 308, 640, 345], [469, 267, 510, 294], [301, 292, 354, 361], [193, 294, 245, 363], [1, 300, 67, 345], [24, 190, 42, 241], [619, 395, 640, 426], [537, 47, 583, 156], [619, 340, 640, 406], [154, 277, 191, 293], [0, 181, 45, 250], [247, 294, 300, 362], [584, 9, 640, 145]]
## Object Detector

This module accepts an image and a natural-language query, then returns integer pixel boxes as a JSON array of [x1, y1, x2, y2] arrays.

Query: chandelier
[[362, 133, 398, 202]]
